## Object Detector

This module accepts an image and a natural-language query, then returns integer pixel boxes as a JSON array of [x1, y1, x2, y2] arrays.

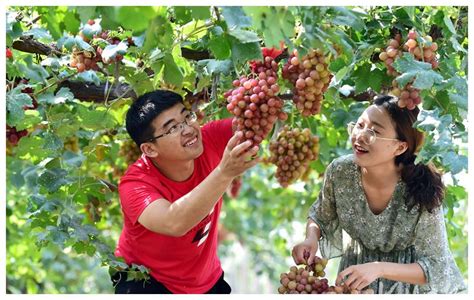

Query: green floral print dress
[[308, 154, 466, 294]]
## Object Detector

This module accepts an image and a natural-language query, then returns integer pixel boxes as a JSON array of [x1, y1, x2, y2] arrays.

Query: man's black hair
[[125, 90, 183, 146]]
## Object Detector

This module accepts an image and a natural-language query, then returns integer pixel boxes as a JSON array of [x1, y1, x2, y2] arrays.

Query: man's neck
[[151, 158, 195, 182]]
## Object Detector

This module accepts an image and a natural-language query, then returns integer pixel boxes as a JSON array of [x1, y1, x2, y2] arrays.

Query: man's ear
[[394, 141, 408, 156], [140, 142, 159, 158]]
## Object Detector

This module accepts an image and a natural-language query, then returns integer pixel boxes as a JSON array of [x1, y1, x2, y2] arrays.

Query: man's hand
[[217, 131, 260, 180], [292, 237, 319, 266], [336, 262, 382, 290]]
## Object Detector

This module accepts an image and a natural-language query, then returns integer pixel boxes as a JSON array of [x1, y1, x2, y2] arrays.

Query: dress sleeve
[[308, 160, 343, 259], [414, 207, 466, 293]]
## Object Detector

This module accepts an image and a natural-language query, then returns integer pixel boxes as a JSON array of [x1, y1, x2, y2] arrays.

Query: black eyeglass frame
[[145, 111, 198, 143]]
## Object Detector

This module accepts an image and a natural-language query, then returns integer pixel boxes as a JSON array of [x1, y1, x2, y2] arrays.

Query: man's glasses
[[147, 111, 198, 143]]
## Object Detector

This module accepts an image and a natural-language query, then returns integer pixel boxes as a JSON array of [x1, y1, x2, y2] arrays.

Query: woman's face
[[350, 105, 406, 168]]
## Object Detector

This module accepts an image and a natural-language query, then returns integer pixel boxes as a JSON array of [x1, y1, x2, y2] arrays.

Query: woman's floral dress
[[308, 155, 466, 293]]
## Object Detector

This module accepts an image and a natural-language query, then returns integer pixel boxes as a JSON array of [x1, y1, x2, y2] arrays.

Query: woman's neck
[[361, 163, 401, 188]]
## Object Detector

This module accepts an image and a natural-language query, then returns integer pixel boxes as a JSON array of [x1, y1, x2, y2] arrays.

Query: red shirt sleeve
[[118, 177, 164, 225], [201, 118, 233, 158]]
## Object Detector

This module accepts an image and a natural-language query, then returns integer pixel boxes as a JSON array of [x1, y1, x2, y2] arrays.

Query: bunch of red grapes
[[277, 256, 329, 294], [70, 50, 102, 72], [6, 79, 37, 149], [225, 55, 288, 147], [378, 30, 439, 110], [325, 283, 375, 294], [6, 47, 13, 59], [18, 79, 37, 109], [6, 125, 28, 146], [282, 49, 332, 116], [278, 256, 375, 294], [71, 20, 126, 73], [268, 126, 319, 187]]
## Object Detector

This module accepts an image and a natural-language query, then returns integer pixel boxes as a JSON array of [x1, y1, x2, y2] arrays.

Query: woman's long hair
[[374, 95, 444, 213]]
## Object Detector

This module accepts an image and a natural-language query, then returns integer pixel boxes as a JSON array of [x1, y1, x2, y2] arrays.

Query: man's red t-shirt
[[115, 119, 233, 294]]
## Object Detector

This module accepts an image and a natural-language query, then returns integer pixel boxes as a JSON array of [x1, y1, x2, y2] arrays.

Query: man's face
[[145, 103, 204, 162]]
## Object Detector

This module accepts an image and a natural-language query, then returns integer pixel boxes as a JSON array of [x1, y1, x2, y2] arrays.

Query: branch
[[12, 36, 62, 56], [11, 35, 211, 60], [213, 6, 221, 21], [26, 15, 42, 28], [98, 178, 118, 193], [279, 89, 377, 102], [12, 35, 376, 104], [55, 81, 376, 104], [275, 48, 289, 62], [11, 35, 212, 102], [349, 89, 378, 102], [181, 47, 211, 60], [57, 80, 137, 102]]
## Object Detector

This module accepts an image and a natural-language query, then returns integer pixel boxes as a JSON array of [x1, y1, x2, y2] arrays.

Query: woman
[[292, 95, 466, 293]]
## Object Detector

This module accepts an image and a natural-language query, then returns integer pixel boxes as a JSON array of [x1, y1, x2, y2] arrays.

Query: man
[[112, 90, 259, 294]]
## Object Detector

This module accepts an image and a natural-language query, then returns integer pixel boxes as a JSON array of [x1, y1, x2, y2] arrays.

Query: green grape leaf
[[163, 53, 183, 88], [230, 38, 262, 66], [16, 135, 57, 163], [393, 53, 443, 89], [18, 57, 49, 83], [443, 14, 456, 34], [331, 7, 366, 32], [16, 110, 42, 131], [403, 7, 415, 21], [6, 11, 23, 43], [38, 168, 69, 193], [189, 7, 211, 20], [24, 27, 53, 41], [117, 7, 156, 33], [197, 59, 233, 76], [76, 70, 101, 86], [208, 27, 231, 59], [81, 21, 102, 39], [221, 6, 252, 29], [102, 42, 128, 62], [77, 104, 117, 130], [125, 70, 154, 96], [181, 20, 208, 40], [6, 86, 33, 126], [57, 35, 94, 52], [442, 151, 467, 175], [75, 6, 97, 24], [43, 132, 64, 153], [352, 63, 384, 94], [449, 93, 467, 111], [63, 151, 86, 168], [38, 87, 75, 105], [46, 226, 70, 248], [244, 7, 294, 49], [143, 12, 174, 52], [227, 29, 261, 44], [415, 108, 451, 132], [63, 10, 81, 34]]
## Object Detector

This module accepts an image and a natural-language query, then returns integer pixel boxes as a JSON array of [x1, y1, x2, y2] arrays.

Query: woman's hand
[[291, 237, 319, 265], [336, 262, 383, 290]]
